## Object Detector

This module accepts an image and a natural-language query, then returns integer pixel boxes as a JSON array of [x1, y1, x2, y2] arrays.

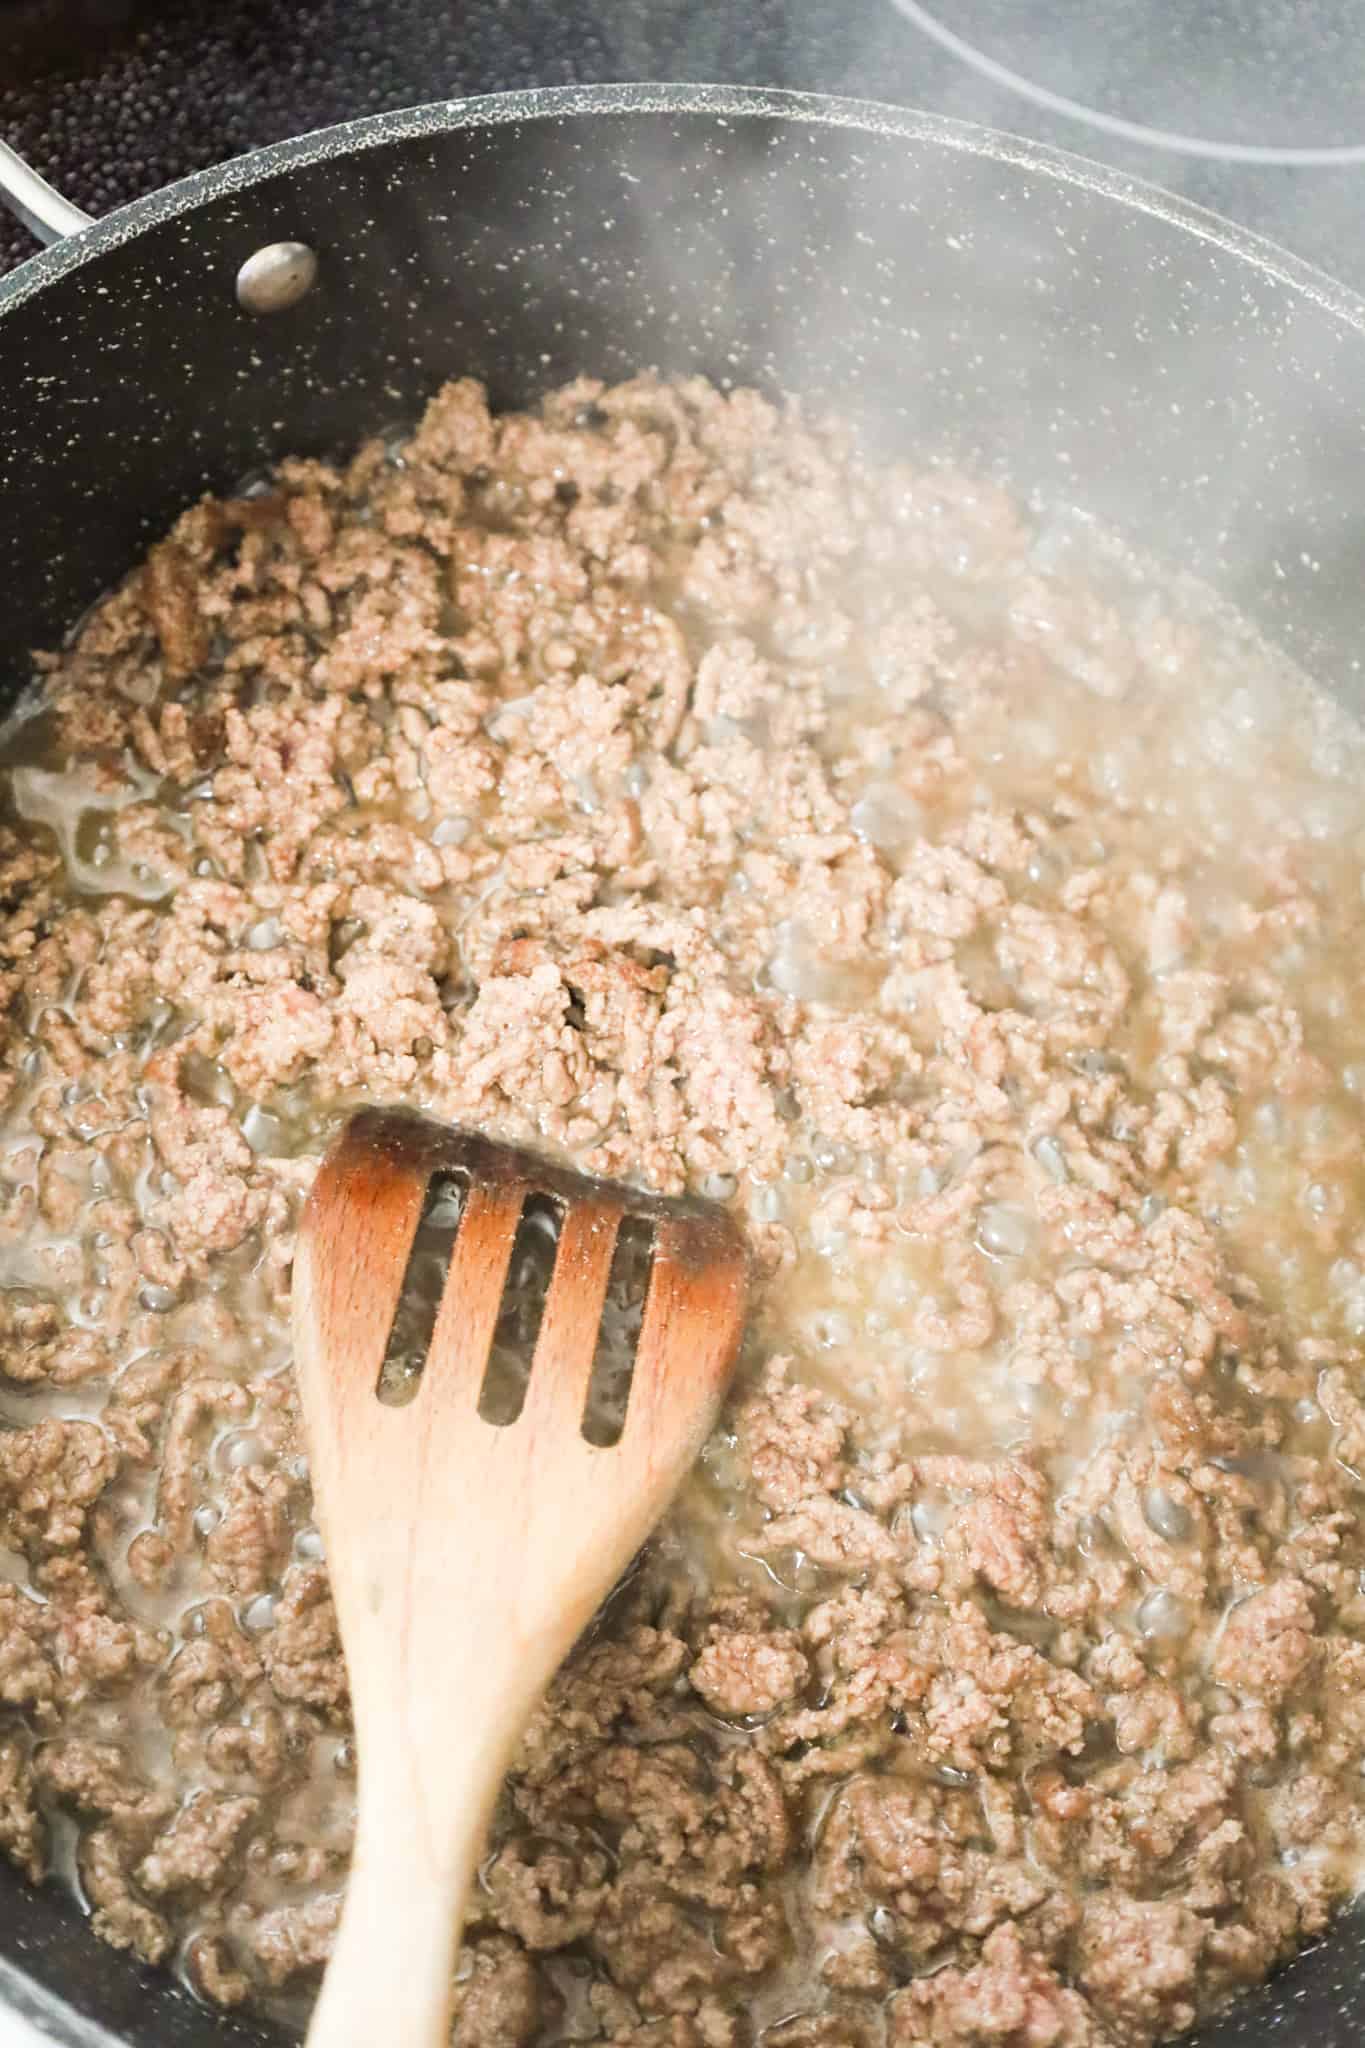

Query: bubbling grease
[[2, 383, 1365, 2037]]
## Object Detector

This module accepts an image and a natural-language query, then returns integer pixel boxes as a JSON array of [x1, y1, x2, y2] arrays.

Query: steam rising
[[484, 77, 1365, 721], [543, 14, 1365, 729]]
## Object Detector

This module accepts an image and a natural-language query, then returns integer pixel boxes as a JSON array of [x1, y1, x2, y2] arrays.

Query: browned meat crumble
[[1, 372, 1364, 2045]]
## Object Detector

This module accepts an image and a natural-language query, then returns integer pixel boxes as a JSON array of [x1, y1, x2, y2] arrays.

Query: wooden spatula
[[290, 1109, 749, 2048]]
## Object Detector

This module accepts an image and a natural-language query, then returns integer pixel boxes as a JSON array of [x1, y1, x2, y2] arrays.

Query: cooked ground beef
[[0, 371, 1364, 2045]]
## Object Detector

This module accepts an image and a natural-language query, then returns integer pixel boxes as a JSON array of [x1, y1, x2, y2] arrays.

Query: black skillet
[[2, 81, 1365, 2048]]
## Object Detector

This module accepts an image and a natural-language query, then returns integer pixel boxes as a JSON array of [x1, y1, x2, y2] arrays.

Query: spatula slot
[[376, 1170, 469, 1406], [477, 1191, 563, 1427], [582, 1214, 656, 1448]]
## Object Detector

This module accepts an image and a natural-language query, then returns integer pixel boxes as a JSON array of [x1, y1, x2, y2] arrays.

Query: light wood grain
[[292, 1111, 748, 2048]]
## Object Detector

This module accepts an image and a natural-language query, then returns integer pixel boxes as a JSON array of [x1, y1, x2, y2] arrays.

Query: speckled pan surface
[[3, 81, 1365, 2048], [7, 80, 1365, 306]]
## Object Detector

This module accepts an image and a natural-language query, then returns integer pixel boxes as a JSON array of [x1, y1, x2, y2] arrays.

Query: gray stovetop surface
[[1, 0, 1363, 290]]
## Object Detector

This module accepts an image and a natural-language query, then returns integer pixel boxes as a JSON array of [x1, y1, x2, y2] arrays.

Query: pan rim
[[3, 80, 1365, 335]]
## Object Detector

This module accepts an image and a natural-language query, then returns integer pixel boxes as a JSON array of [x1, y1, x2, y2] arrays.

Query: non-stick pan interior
[[5, 92, 1365, 709], [1, 85, 1364, 2047]]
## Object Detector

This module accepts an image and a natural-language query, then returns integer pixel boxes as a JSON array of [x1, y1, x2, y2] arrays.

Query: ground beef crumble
[[0, 372, 1363, 2044]]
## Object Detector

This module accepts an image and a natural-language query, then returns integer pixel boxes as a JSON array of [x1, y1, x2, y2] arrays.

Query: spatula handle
[[306, 1725, 509, 2048]]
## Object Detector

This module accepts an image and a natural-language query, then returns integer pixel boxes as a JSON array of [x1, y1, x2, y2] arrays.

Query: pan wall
[[2, 103, 1365, 706]]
